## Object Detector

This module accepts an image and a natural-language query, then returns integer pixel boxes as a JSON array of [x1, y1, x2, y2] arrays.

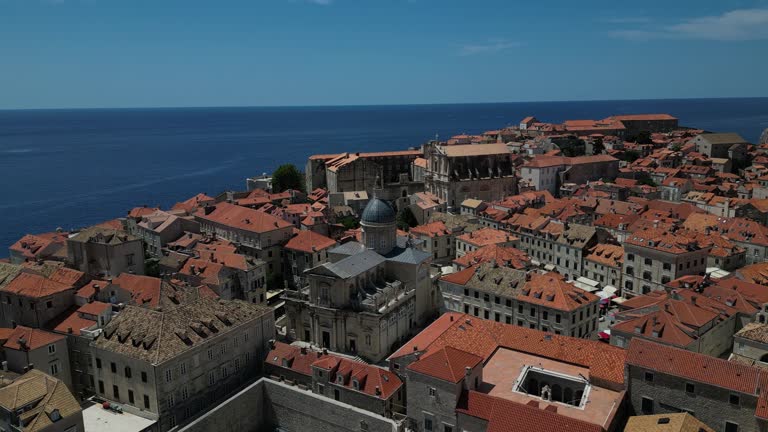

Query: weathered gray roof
[[698, 133, 748, 145], [92, 287, 271, 365], [385, 247, 431, 265], [556, 224, 597, 248], [329, 241, 366, 257], [321, 249, 385, 279], [462, 263, 527, 297], [0, 263, 22, 289], [361, 199, 396, 225], [69, 226, 139, 245]]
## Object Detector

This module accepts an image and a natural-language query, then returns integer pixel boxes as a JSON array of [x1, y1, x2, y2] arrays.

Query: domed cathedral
[[360, 198, 397, 255]]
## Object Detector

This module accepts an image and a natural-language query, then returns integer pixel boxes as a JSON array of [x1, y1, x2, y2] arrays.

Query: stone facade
[[423, 141, 517, 211]]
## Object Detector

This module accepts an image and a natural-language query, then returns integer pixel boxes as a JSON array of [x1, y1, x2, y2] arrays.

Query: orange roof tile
[[198, 202, 292, 233], [3, 326, 64, 351], [284, 230, 336, 253]]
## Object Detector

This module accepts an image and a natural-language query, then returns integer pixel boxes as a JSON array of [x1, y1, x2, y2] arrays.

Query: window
[[685, 383, 695, 394], [725, 421, 739, 432], [165, 368, 173, 383], [98, 380, 104, 394], [167, 394, 175, 409], [555, 314, 561, 323], [181, 386, 189, 400], [641, 397, 654, 414], [50, 363, 59, 375], [208, 348, 214, 360], [128, 390, 135, 404], [180, 362, 187, 375], [46, 300, 53, 309], [169, 416, 177, 428], [518, 304, 523, 314], [141, 371, 147, 383], [425, 418, 433, 431], [663, 263, 671, 271], [644, 372, 654, 382], [444, 425, 453, 432], [543, 311, 548, 320], [110, 362, 117, 373], [48, 344, 56, 354], [125, 367, 132, 378], [529, 307, 535, 317], [126, 254, 135, 265], [429, 387, 437, 397], [334, 389, 340, 401], [144, 394, 150, 409], [730, 394, 740, 406], [208, 371, 216, 386], [113, 385, 120, 400], [644, 258, 652, 266]]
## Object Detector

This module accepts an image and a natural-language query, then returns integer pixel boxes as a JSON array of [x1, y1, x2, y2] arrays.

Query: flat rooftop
[[83, 402, 156, 432], [479, 347, 623, 429]]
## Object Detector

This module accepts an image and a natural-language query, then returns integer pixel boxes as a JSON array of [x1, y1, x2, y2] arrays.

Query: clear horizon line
[[1, 95, 767, 112]]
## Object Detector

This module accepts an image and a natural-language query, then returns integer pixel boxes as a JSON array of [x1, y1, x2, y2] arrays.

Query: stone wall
[[179, 379, 400, 432], [627, 365, 760, 432]]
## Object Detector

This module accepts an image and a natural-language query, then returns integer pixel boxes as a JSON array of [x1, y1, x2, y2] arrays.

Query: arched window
[[551, 384, 563, 402], [564, 388, 573, 405], [760, 353, 768, 363], [527, 378, 539, 395], [574, 390, 584, 406]]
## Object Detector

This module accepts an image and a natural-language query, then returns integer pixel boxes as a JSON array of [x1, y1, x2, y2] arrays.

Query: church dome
[[361, 198, 396, 225]]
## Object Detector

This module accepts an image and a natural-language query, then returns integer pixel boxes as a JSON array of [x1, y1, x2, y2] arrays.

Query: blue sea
[[1, 98, 768, 253]]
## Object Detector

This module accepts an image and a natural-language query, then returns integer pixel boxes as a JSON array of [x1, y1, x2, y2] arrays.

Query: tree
[[635, 131, 653, 144], [272, 164, 304, 192], [592, 136, 605, 155], [396, 206, 418, 231], [638, 177, 657, 187], [622, 150, 640, 163]]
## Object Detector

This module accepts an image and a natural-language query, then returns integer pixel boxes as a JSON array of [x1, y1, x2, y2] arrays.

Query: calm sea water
[[1, 98, 768, 253]]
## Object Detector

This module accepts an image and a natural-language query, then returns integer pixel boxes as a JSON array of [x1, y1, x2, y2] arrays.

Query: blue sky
[[1, 0, 767, 108]]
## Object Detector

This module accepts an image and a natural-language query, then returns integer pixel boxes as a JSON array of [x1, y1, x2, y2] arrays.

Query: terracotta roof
[[518, 272, 599, 312], [391, 313, 626, 387], [408, 346, 482, 383], [311, 353, 402, 399], [266, 342, 327, 376], [284, 230, 336, 253], [442, 143, 511, 157], [3, 326, 64, 351], [627, 338, 762, 395], [585, 244, 624, 267], [1, 273, 73, 298], [112, 273, 163, 308], [608, 114, 677, 121], [453, 244, 530, 270], [8, 232, 68, 261], [410, 221, 452, 238], [457, 390, 603, 432], [524, 154, 618, 168], [197, 202, 292, 233], [457, 228, 516, 248]]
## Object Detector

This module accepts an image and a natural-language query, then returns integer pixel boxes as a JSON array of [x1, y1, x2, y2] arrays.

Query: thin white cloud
[[459, 39, 522, 56], [611, 8, 768, 41], [307, 0, 332, 4]]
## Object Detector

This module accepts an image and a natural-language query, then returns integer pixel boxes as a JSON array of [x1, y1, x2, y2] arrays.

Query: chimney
[[0, 361, 7, 371], [465, 366, 472, 376], [413, 345, 419, 352]]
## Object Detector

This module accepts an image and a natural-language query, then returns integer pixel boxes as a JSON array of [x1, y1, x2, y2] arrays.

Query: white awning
[[612, 297, 628, 304], [573, 281, 599, 292], [576, 276, 600, 287], [603, 285, 618, 295], [544, 264, 556, 271]]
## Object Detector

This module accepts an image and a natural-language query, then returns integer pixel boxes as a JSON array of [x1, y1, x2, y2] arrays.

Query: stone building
[[605, 114, 679, 134], [505, 214, 565, 268], [66, 226, 145, 277], [410, 221, 457, 264], [731, 322, 768, 366], [440, 267, 600, 339], [128, 209, 201, 257], [324, 150, 424, 200], [0, 267, 85, 329], [552, 224, 606, 281], [0, 369, 84, 432], [283, 198, 435, 362], [622, 228, 710, 297], [423, 142, 517, 211], [0, 326, 72, 391], [626, 338, 767, 432], [283, 230, 336, 290], [610, 290, 738, 358], [90, 284, 274, 431], [693, 133, 750, 159], [52, 301, 112, 400], [455, 228, 517, 258], [583, 244, 623, 289], [195, 202, 294, 275], [8, 231, 69, 265], [519, 155, 619, 196], [264, 341, 404, 418], [388, 312, 627, 432]]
